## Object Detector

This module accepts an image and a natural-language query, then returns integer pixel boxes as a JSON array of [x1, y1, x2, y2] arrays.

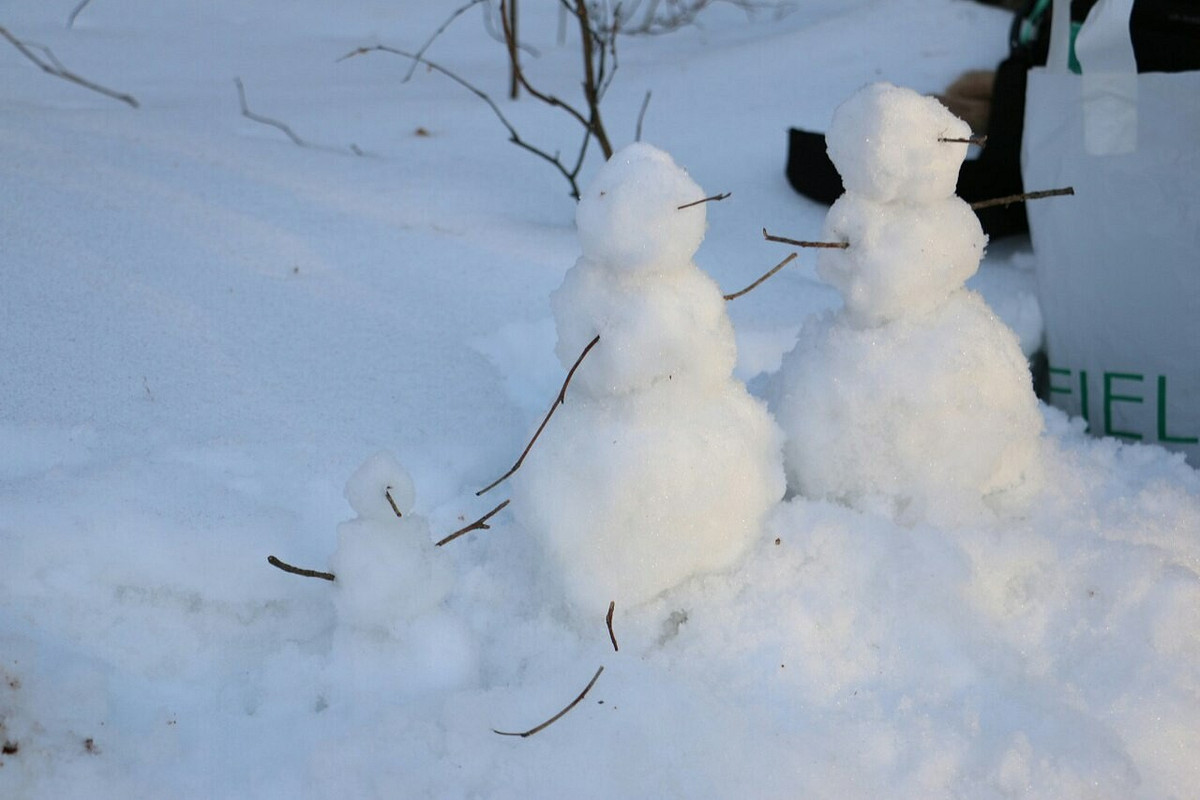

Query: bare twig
[[506, 0, 520, 99], [477, 334, 601, 496], [762, 228, 848, 249], [403, 0, 490, 83], [970, 186, 1074, 210], [493, 666, 605, 738], [0, 25, 139, 108], [940, 135, 988, 146], [723, 252, 798, 301], [606, 601, 619, 652], [341, 45, 591, 198], [235, 77, 307, 146], [677, 192, 730, 210], [267, 555, 335, 582], [435, 499, 511, 547], [635, 90, 651, 142], [385, 488, 404, 518], [66, 0, 94, 28]]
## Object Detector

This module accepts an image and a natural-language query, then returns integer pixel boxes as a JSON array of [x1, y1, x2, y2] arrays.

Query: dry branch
[[267, 555, 335, 582], [435, 499, 511, 547], [970, 186, 1074, 210], [723, 252, 798, 301], [606, 601, 619, 652], [66, 0, 94, 28], [403, 0, 490, 83], [0, 25, 139, 108], [940, 135, 988, 146], [341, 45, 592, 198], [477, 334, 601, 496], [677, 192, 730, 210], [235, 77, 307, 146], [635, 90, 652, 141], [385, 488, 404, 518], [762, 228, 849, 249], [493, 665, 605, 738]]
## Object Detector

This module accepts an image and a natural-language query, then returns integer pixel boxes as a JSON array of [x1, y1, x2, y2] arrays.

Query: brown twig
[[940, 135, 988, 146], [403, 0, 490, 84], [723, 252, 798, 301], [341, 45, 591, 199], [635, 90, 651, 142], [66, 0, 94, 28], [762, 228, 848, 249], [493, 666, 605, 738], [385, 488, 404, 519], [970, 186, 1075, 210], [267, 555, 335, 582], [677, 192, 731, 210], [235, 77, 307, 147], [477, 334, 601, 496], [0, 25, 139, 108], [435, 499, 511, 547], [606, 601, 619, 652]]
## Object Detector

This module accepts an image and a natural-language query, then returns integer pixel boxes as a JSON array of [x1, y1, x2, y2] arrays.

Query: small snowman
[[512, 143, 785, 615], [328, 451, 475, 699], [772, 83, 1043, 524]]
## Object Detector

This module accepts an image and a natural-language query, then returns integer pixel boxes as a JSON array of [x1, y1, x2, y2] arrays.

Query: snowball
[[344, 450, 415, 520], [329, 514, 453, 633], [551, 255, 737, 396], [817, 194, 987, 328], [576, 143, 708, 274], [826, 83, 971, 204], [513, 379, 785, 613], [772, 293, 1043, 524]]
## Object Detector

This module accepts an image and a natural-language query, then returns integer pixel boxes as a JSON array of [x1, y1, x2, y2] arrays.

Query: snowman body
[[773, 84, 1043, 523], [514, 144, 785, 613]]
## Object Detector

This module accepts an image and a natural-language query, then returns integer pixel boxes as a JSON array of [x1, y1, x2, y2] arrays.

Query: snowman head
[[826, 82, 971, 204], [576, 143, 708, 274]]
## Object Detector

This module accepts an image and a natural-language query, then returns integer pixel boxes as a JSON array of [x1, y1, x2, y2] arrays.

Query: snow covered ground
[[1, 1, 1197, 797]]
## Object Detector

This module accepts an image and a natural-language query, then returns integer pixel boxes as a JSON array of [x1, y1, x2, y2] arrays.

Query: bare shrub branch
[[66, 0, 94, 28], [493, 665, 605, 738], [677, 192, 730, 210], [235, 77, 307, 146], [0, 25, 139, 108], [435, 499, 511, 547], [635, 90, 652, 141], [477, 334, 601, 496]]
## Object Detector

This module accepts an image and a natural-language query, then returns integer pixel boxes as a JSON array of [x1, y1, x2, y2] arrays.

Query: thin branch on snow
[[402, 0, 491, 84], [234, 77, 308, 147], [762, 228, 849, 249], [606, 601, 619, 652], [340, 45, 593, 198], [435, 499, 511, 547], [970, 186, 1074, 210], [267, 555, 335, 582], [66, 0, 94, 29], [723, 252, 798, 301], [635, 90, 652, 142], [385, 488, 404, 519], [477, 334, 601, 496], [493, 665, 605, 738], [0, 25, 139, 108], [677, 192, 730, 210]]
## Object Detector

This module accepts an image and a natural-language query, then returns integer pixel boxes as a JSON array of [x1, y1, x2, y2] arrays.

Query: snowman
[[328, 451, 475, 699], [772, 83, 1043, 524], [512, 143, 785, 615]]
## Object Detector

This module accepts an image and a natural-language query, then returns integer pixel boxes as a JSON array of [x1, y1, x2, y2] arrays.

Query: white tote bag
[[1022, 0, 1200, 465]]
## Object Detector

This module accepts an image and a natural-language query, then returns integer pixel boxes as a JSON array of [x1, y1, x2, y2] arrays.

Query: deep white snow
[[1, 2, 1197, 798]]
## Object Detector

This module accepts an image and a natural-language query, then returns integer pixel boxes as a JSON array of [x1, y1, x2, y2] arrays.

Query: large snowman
[[512, 143, 785, 615], [773, 83, 1043, 524]]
